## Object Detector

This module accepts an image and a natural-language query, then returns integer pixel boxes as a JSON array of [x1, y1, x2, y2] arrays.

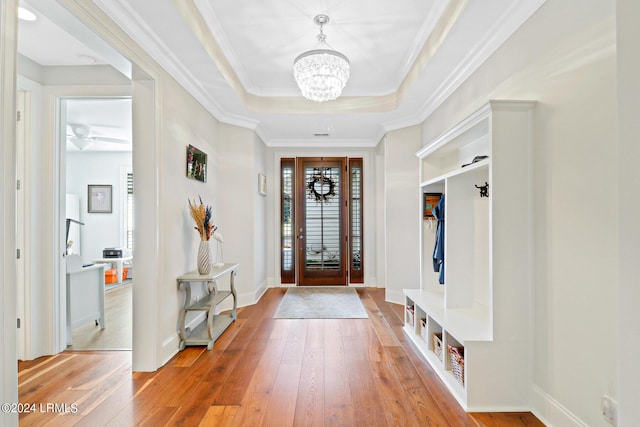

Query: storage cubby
[[428, 316, 443, 363], [444, 332, 464, 386], [404, 100, 535, 411], [404, 296, 415, 328], [416, 305, 427, 342]]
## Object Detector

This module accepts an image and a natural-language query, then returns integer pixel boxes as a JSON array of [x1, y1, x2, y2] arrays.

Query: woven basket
[[448, 344, 465, 386], [420, 319, 428, 342], [406, 305, 415, 326], [432, 333, 443, 362]]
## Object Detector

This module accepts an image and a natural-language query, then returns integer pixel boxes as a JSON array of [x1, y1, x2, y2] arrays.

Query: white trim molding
[[1, 0, 19, 425], [531, 385, 589, 427]]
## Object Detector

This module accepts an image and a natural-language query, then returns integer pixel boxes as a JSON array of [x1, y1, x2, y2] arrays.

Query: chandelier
[[293, 14, 350, 102]]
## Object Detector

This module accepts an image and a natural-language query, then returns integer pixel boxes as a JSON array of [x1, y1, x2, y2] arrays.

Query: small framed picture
[[88, 185, 113, 213], [186, 144, 207, 182], [423, 193, 442, 219], [258, 173, 267, 196]]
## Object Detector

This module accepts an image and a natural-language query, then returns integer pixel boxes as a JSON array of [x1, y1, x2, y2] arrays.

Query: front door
[[297, 157, 347, 285]]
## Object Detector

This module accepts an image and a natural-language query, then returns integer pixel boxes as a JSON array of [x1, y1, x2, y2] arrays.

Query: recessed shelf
[[419, 158, 489, 189], [185, 290, 232, 311]]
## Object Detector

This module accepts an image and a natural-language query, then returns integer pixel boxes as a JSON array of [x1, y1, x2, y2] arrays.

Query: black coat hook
[[475, 182, 489, 197]]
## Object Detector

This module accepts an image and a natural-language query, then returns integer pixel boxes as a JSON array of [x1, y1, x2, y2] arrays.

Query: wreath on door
[[306, 168, 337, 203]]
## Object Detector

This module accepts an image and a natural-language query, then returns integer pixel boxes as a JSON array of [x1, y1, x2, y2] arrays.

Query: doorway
[[281, 157, 364, 286], [297, 157, 347, 285], [63, 97, 133, 350], [11, 0, 160, 371]]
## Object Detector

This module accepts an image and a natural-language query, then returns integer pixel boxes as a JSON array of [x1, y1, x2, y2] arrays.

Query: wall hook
[[475, 182, 489, 197]]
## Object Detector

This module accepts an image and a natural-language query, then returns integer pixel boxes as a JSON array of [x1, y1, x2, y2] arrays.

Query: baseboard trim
[[531, 384, 588, 427], [385, 288, 405, 305], [160, 335, 179, 367], [253, 281, 268, 303]]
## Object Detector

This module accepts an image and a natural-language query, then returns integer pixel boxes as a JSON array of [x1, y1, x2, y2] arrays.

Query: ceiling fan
[[67, 123, 130, 150]]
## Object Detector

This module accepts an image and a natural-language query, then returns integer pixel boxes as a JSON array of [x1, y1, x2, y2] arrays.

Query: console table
[[177, 263, 238, 350]]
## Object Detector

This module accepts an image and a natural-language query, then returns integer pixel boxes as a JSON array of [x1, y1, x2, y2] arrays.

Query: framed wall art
[[423, 192, 442, 219], [186, 144, 207, 182], [88, 185, 113, 213]]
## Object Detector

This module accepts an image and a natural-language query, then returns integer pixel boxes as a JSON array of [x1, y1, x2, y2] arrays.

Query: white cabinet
[[66, 256, 106, 346], [404, 100, 535, 411]]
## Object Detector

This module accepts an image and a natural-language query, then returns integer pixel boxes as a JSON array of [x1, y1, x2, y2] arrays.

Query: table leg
[[178, 281, 190, 351], [116, 260, 123, 284]]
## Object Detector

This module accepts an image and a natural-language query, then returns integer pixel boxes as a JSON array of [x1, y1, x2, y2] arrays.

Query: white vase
[[197, 240, 211, 275]]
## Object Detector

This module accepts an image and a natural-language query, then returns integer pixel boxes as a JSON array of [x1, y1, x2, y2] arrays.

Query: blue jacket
[[432, 196, 445, 284]]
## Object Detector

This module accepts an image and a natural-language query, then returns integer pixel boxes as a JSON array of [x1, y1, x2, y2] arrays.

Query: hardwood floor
[[18, 288, 544, 426]]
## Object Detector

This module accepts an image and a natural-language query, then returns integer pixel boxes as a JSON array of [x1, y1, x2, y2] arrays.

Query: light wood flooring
[[67, 282, 132, 350], [19, 288, 544, 426]]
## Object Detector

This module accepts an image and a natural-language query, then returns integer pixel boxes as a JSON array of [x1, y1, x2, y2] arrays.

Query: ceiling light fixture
[[17, 7, 37, 21], [70, 137, 91, 151], [293, 14, 350, 102]]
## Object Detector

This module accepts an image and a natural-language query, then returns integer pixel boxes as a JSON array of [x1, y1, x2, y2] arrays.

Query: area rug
[[274, 287, 369, 319]]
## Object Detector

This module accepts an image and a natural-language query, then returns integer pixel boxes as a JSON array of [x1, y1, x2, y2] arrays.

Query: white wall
[[218, 124, 268, 306], [254, 133, 267, 294], [381, 126, 422, 304], [158, 75, 221, 364], [66, 151, 132, 264], [421, 1, 617, 425], [375, 141, 386, 290], [616, 0, 640, 425], [1, 0, 19, 424]]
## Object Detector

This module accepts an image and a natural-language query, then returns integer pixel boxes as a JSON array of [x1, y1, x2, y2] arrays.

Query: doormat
[[273, 287, 369, 319]]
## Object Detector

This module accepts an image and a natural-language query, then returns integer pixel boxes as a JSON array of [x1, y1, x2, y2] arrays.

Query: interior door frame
[[296, 157, 348, 286]]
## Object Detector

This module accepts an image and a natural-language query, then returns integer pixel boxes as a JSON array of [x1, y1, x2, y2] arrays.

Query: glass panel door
[[297, 158, 347, 285], [349, 158, 363, 282], [280, 159, 295, 283]]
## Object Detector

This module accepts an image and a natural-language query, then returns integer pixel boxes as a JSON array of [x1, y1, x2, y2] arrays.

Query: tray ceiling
[[17, 0, 545, 147]]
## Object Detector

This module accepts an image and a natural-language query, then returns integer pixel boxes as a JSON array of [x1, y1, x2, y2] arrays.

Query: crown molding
[[191, 0, 254, 93], [266, 137, 380, 149], [382, 113, 424, 134], [393, 0, 451, 89], [93, 0, 546, 145], [255, 124, 384, 148], [414, 0, 546, 122], [93, 0, 240, 123], [384, 0, 546, 134], [217, 111, 260, 130], [171, 0, 248, 101], [415, 99, 535, 158], [170, 0, 466, 114]]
